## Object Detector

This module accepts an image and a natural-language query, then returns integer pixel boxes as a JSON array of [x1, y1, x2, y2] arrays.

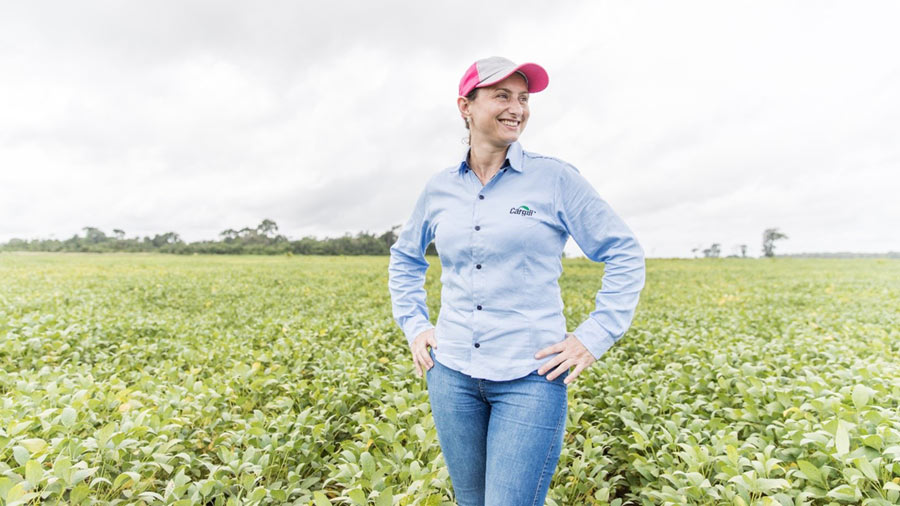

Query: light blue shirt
[[388, 141, 645, 381]]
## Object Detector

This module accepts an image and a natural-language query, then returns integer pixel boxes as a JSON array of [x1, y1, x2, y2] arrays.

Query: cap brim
[[479, 62, 549, 93]]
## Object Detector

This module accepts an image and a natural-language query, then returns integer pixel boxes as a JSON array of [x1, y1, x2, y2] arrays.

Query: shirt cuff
[[573, 318, 618, 360], [402, 317, 435, 347]]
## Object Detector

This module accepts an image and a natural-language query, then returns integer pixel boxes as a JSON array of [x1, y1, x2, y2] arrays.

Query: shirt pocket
[[505, 213, 542, 285]]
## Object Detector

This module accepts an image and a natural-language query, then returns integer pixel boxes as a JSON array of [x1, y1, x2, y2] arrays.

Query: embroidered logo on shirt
[[509, 205, 536, 217]]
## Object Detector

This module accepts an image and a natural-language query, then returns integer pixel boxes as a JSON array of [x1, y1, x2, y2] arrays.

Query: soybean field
[[1, 253, 899, 505]]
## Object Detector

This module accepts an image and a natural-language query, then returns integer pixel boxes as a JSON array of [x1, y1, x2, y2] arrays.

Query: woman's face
[[460, 72, 530, 147]]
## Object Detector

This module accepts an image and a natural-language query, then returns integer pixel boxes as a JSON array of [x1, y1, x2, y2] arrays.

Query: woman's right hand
[[411, 328, 438, 378]]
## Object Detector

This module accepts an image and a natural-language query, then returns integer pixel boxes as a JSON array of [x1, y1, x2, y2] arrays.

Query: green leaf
[[375, 486, 393, 506], [725, 445, 739, 465], [20, 438, 47, 453], [248, 487, 267, 502], [835, 421, 850, 455], [862, 434, 883, 450], [852, 384, 871, 409], [199, 480, 216, 497], [60, 407, 77, 427], [826, 484, 858, 502], [113, 471, 140, 490], [313, 491, 332, 506], [96, 423, 115, 446], [360, 451, 375, 478], [71, 467, 98, 485], [0, 479, 11, 502], [797, 460, 822, 485], [854, 457, 877, 482], [348, 488, 366, 505], [9, 421, 31, 436], [70, 483, 91, 503], [12, 446, 30, 466], [757, 478, 789, 493], [137, 491, 165, 502], [25, 460, 42, 487], [421, 494, 442, 506], [5, 483, 25, 502]]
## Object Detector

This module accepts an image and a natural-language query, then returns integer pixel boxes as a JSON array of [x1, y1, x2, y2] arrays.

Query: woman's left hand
[[535, 333, 596, 385]]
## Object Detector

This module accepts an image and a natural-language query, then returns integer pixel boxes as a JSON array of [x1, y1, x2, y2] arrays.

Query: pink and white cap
[[458, 56, 549, 97]]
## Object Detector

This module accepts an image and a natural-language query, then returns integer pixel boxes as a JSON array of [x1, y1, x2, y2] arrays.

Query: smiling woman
[[388, 55, 646, 505]]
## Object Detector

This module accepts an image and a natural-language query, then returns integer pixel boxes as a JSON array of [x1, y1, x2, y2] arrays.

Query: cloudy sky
[[2, 1, 898, 258]]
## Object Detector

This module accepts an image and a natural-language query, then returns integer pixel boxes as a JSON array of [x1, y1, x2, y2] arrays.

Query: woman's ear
[[457, 96, 470, 121]]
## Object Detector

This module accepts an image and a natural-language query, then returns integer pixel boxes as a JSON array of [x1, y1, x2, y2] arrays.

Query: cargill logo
[[509, 205, 536, 217]]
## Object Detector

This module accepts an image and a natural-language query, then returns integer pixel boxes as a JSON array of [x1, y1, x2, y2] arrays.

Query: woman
[[388, 56, 645, 506]]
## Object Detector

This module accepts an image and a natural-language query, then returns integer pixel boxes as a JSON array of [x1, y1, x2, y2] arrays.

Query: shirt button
[[476, 305, 483, 310], [478, 195, 484, 200], [474, 343, 480, 348], [476, 264, 481, 269], [474, 225, 480, 231]]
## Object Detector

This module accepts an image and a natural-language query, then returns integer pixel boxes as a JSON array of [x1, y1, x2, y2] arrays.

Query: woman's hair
[[462, 88, 478, 145]]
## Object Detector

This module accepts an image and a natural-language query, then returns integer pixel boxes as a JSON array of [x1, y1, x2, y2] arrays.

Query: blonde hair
[[461, 88, 479, 145]]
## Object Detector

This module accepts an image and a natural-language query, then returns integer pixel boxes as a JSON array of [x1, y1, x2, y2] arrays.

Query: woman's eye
[[498, 93, 508, 99]]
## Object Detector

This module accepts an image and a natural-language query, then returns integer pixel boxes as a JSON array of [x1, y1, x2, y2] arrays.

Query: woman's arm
[[555, 164, 646, 360], [388, 185, 436, 347]]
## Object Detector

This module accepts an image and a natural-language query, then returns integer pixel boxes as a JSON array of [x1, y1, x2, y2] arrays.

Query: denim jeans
[[425, 347, 569, 506]]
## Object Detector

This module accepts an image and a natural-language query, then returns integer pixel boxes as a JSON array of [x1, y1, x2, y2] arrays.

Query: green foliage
[[0, 221, 428, 257], [0, 254, 898, 505]]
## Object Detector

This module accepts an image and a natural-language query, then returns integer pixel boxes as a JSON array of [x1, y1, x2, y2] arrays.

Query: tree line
[[6, 223, 894, 259], [692, 228, 789, 258], [0, 219, 438, 256]]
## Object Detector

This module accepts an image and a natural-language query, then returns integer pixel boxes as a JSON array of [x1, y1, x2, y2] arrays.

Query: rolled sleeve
[[388, 183, 436, 346], [556, 165, 646, 360]]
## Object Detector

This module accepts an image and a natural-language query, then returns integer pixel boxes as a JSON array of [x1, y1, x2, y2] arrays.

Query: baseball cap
[[458, 56, 549, 97]]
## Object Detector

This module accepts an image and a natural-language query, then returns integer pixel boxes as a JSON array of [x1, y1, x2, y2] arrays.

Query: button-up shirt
[[388, 141, 645, 381]]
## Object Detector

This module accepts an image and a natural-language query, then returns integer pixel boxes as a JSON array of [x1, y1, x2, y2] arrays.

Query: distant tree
[[82, 227, 107, 244], [762, 228, 788, 257], [113, 229, 126, 240], [379, 225, 400, 251], [219, 229, 238, 242], [702, 243, 721, 258], [691, 247, 700, 258], [256, 219, 278, 238], [740, 244, 748, 258], [150, 232, 182, 247]]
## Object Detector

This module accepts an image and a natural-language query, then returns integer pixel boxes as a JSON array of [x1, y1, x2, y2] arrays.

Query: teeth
[[500, 119, 518, 126]]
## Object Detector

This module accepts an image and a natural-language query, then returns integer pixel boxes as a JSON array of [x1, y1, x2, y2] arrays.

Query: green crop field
[[1, 253, 899, 506]]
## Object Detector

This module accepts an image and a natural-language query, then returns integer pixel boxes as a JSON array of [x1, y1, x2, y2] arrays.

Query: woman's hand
[[411, 328, 438, 378], [535, 333, 596, 385]]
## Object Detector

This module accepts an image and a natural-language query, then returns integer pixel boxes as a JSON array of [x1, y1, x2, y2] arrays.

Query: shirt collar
[[454, 141, 525, 174]]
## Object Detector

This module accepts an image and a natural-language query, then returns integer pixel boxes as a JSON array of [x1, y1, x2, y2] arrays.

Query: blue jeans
[[425, 347, 568, 506]]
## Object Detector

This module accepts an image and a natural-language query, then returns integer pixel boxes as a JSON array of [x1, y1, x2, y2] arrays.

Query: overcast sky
[[2, 1, 898, 258]]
